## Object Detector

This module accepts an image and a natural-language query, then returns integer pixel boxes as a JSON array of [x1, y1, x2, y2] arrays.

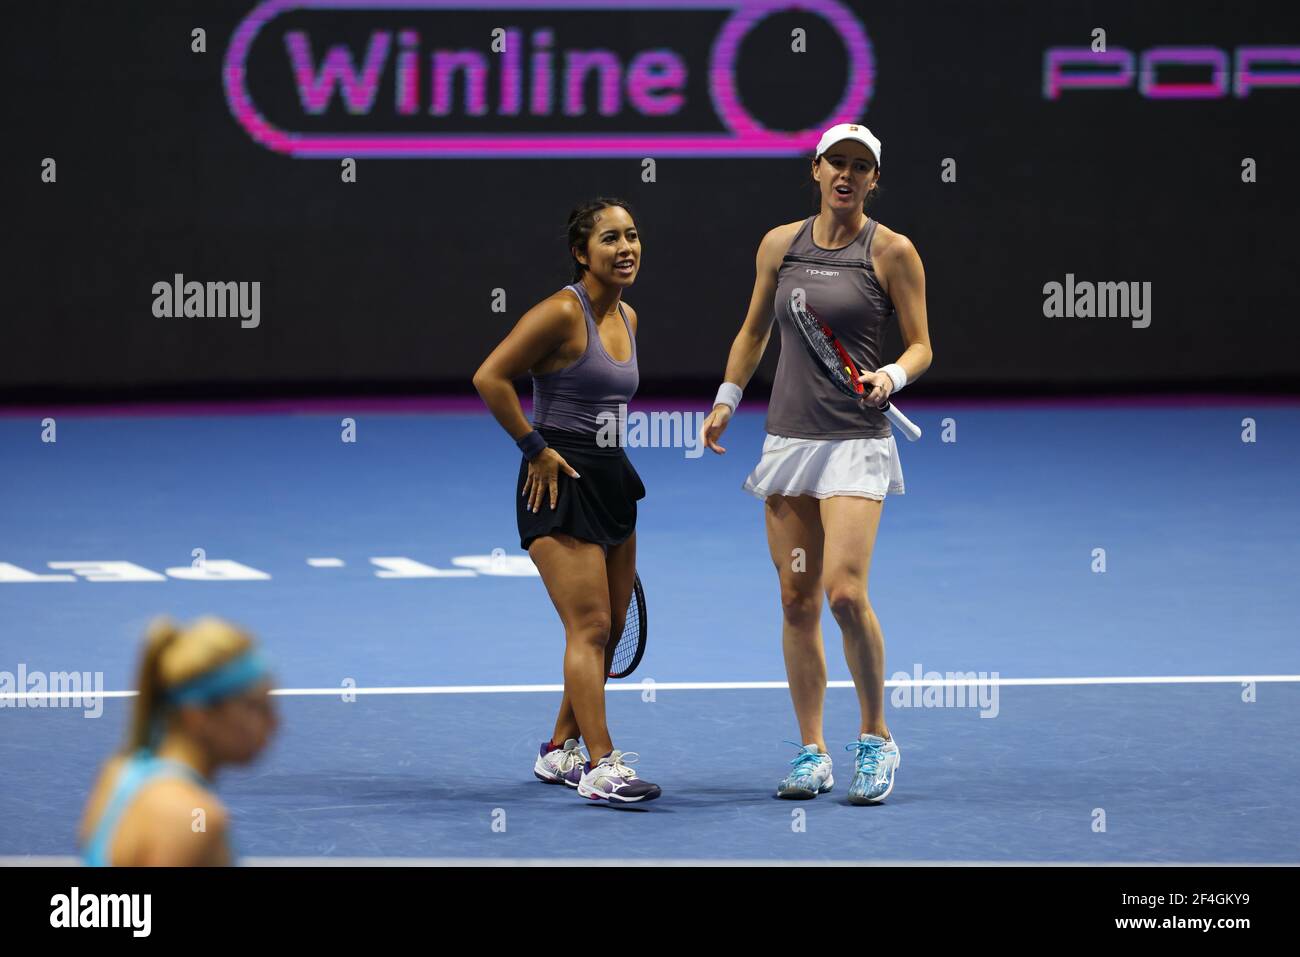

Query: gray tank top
[[766, 215, 895, 439], [532, 282, 639, 434]]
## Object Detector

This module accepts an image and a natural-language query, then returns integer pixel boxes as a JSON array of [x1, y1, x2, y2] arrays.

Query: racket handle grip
[[880, 401, 922, 441]]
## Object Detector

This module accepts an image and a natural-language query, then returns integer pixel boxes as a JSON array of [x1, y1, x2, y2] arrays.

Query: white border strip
[[2, 674, 1298, 702], [1, 855, 1294, 868]]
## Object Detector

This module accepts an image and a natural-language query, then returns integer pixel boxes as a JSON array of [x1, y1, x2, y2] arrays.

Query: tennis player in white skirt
[[700, 123, 933, 804]]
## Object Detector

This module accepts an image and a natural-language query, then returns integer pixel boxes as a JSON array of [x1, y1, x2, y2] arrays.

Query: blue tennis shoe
[[846, 733, 900, 804], [777, 743, 834, 799]]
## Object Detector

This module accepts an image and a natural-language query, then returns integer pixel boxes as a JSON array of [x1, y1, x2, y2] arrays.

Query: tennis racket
[[788, 290, 922, 441], [608, 571, 647, 679]]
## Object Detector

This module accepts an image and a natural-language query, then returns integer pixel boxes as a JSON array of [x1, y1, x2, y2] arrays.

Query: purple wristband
[[516, 430, 548, 460]]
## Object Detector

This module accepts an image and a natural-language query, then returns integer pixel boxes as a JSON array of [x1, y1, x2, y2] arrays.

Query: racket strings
[[608, 585, 642, 678], [791, 303, 857, 395]]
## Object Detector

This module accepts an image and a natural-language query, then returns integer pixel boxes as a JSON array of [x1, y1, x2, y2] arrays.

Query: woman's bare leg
[[603, 532, 637, 683], [819, 495, 889, 738], [764, 495, 828, 751], [528, 533, 614, 759], [547, 532, 637, 750]]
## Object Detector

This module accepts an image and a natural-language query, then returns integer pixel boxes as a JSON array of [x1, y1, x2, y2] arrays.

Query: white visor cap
[[814, 123, 881, 168]]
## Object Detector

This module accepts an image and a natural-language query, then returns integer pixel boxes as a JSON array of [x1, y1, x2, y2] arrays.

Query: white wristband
[[713, 381, 743, 413], [878, 363, 908, 393]]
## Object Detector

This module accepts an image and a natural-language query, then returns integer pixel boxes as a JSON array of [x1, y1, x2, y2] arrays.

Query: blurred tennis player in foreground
[[700, 123, 933, 803], [80, 617, 276, 865], [473, 199, 660, 804]]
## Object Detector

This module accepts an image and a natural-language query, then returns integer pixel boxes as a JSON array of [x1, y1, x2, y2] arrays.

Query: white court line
[[1, 673, 1298, 702], [0, 855, 1294, 868]]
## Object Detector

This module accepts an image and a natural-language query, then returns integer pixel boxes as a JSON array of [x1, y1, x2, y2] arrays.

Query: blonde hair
[[127, 616, 256, 752]]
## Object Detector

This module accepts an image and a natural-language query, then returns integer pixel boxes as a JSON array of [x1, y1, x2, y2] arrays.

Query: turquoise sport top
[[81, 750, 217, 867]]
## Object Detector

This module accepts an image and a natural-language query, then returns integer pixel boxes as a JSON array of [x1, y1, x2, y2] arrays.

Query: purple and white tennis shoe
[[577, 750, 661, 803], [534, 738, 587, 787]]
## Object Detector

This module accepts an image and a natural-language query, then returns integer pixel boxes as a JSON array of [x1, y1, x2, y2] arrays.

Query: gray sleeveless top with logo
[[532, 282, 639, 434], [766, 215, 895, 439]]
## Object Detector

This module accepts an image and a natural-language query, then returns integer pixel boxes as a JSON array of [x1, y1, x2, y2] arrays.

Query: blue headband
[[166, 650, 271, 707]]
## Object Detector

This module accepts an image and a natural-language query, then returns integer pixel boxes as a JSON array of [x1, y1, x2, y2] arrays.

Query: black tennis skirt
[[516, 426, 646, 550]]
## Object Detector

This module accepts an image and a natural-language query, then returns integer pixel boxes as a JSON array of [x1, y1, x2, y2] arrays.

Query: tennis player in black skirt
[[472, 198, 660, 804]]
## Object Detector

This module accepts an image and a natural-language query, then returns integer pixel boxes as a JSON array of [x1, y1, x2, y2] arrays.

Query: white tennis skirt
[[742, 432, 905, 502]]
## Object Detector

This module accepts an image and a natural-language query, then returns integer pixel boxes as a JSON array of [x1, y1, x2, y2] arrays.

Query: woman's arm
[[720, 226, 789, 391], [701, 225, 794, 453], [472, 295, 578, 441], [861, 234, 933, 405], [150, 791, 230, 866], [474, 295, 583, 512]]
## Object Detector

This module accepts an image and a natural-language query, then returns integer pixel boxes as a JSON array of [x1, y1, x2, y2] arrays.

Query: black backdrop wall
[[6, 0, 1299, 400]]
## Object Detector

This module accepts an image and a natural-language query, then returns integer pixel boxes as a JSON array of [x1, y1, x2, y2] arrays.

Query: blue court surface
[[2, 399, 1298, 864]]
